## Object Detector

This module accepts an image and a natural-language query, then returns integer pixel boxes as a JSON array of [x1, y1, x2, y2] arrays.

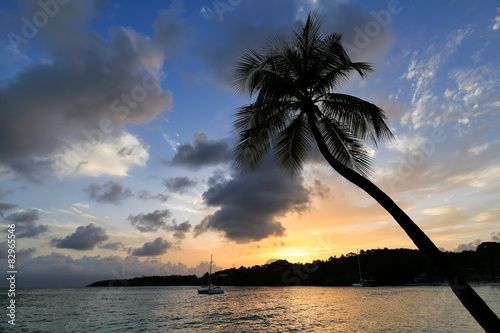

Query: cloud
[[163, 176, 197, 193], [420, 205, 469, 230], [85, 181, 133, 205], [127, 209, 191, 239], [399, 26, 477, 131], [74, 203, 90, 209], [446, 65, 500, 120], [5, 208, 39, 223], [127, 209, 172, 232], [51, 223, 109, 250], [0, 252, 220, 288], [55, 133, 151, 178], [474, 208, 500, 224], [166, 220, 192, 240], [3, 208, 50, 238], [130, 237, 172, 256], [17, 247, 37, 260], [137, 190, 168, 202], [17, 223, 50, 238], [0, 242, 36, 260], [454, 239, 482, 252], [492, 232, 500, 242], [98, 242, 127, 251], [376, 134, 500, 198], [311, 179, 331, 199], [0, 0, 172, 180], [492, 8, 500, 30], [0, 202, 18, 216], [171, 132, 232, 169], [152, 1, 193, 54], [196, 0, 396, 86], [195, 158, 310, 243]]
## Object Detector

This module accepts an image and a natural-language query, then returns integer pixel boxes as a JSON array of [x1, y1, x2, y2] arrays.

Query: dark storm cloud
[[166, 220, 192, 240], [130, 237, 172, 256], [98, 242, 127, 251], [196, 0, 395, 86], [152, 1, 193, 54], [171, 132, 232, 169], [194, 158, 310, 243], [17, 223, 50, 238], [6, 209, 39, 223], [0, 245, 36, 265], [17, 247, 37, 260], [163, 176, 197, 193], [0, 0, 172, 179], [85, 181, 133, 205], [317, 0, 397, 61], [127, 209, 172, 233], [137, 190, 168, 202], [51, 223, 109, 250], [197, 0, 296, 86], [0, 202, 17, 216], [4, 208, 49, 238]]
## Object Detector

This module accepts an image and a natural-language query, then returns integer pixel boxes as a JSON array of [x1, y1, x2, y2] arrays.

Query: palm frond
[[233, 102, 292, 173], [234, 50, 303, 102], [274, 113, 315, 176], [316, 115, 373, 177], [232, 12, 392, 179], [294, 12, 325, 65], [320, 93, 394, 145], [313, 62, 373, 97], [233, 100, 292, 133]]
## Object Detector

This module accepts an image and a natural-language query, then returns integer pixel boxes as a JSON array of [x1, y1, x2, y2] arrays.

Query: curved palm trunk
[[306, 110, 500, 332]]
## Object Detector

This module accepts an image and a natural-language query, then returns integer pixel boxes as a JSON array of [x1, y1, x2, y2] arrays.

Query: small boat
[[198, 255, 224, 294], [197, 284, 224, 294], [352, 249, 375, 287], [352, 279, 373, 287]]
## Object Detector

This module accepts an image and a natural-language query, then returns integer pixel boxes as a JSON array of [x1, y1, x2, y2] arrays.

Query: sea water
[[2, 285, 499, 332]]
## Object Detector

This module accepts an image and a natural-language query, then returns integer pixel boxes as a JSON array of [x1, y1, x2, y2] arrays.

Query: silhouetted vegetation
[[87, 243, 500, 287], [87, 275, 199, 287]]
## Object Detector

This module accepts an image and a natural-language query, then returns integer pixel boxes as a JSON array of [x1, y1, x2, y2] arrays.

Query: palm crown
[[233, 13, 393, 177], [232, 13, 500, 331]]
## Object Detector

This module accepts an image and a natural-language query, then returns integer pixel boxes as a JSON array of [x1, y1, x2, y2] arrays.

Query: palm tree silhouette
[[232, 13, 500, 332]]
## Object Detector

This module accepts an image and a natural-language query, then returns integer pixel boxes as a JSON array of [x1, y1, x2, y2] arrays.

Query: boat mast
[[357, 249, 363, 281], [209, 254, 212, 286]]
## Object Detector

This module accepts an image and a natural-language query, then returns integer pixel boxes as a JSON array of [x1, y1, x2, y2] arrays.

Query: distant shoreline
[[87, 245, 500, 288], [87, 277, 500, 288]]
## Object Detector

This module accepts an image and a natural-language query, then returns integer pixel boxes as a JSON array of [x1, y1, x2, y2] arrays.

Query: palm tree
[[232, 13, 500, 332]]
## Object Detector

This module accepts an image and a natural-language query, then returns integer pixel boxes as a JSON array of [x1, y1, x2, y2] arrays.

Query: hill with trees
[[87, 243, 500, 287]]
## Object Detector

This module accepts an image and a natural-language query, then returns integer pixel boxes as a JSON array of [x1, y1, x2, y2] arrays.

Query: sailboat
[[198, 255, 224, 294], [352, 249, 374, 287]]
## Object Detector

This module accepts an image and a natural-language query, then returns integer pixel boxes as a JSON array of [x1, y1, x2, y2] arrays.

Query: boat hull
[[352, 279, 376, 287], [198, 287, 224, 294]]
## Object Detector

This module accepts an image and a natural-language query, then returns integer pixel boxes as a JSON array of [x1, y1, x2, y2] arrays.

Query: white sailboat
[[198, 255, 224, 294], [352, 249, 374, 287]]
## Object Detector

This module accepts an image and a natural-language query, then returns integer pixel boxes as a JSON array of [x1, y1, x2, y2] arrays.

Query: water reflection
[[11, 285, 500, 332]]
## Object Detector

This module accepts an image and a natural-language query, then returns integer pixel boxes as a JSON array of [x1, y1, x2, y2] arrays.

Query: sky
[[0, 0, 499, 288]]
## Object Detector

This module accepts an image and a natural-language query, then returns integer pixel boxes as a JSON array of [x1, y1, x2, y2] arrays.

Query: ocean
[[3, 285, 500, 332]]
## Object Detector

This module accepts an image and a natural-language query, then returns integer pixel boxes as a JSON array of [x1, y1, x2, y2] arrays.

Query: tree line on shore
[[87, 242, 500, 287]]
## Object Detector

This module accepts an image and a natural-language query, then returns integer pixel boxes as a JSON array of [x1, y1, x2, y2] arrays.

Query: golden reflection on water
[[201, 286, 498, 332], [14, 285, 500, 332]]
